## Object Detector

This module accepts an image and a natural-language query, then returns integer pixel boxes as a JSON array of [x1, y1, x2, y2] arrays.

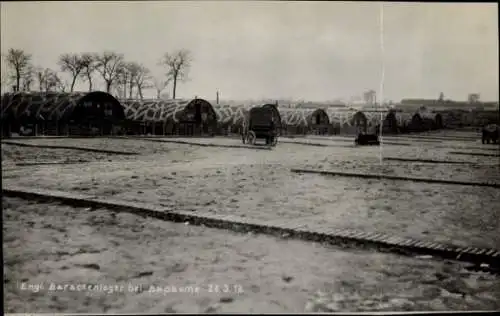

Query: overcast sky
[[1, 1, 498, 102]]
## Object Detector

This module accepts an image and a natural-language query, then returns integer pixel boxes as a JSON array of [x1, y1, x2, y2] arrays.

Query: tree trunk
[[129, 79, 134, 99], [106, 81, 112, 93], [172, 77, 177, 99], [87, 74, 93, 91], [138, 86, 143, 100], [123, 76, 128, 99], [16, 70, 20, 92], [70, 77, 77, 92], [157, 90, 160, 99]]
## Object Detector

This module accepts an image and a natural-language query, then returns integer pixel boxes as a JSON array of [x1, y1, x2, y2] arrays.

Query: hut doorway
[[435, 114, 443, 129], [194, 102, 202, 124]]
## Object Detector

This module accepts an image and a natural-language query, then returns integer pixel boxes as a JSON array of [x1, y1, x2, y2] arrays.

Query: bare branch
[[3, 48, 32, 92], [160, 49, 192, 99], [152, 76, 170, 99], [79, 52, 98, 91], [58, 53, 85, 92], [94, 51, 125, 93], [133, 64, 152, 100], [35, 67, 63, 92]]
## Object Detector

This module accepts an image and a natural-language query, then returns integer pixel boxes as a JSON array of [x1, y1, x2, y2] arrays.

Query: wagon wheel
[[247, 131, 256, 145], [271, 136, 278, 147]]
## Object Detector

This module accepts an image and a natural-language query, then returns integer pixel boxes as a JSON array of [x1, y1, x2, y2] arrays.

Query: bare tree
[[36, 67, 48, 91], [55, 76, 68, 92], [152, 77, 170, 99], [126, 62, 139, 98], [80, 53, 98, 92], [58, 53, 85, 92], [160, 49, 192, 99], [438, 92, 444, 102], [35, 68, 63, 92], [95, 51, 125, 93], [21, 65, 35, 92], [1, 58, 12, 91], [4, 48, 32, 92], [134, 64, 151, 100], [115, 62, 140, 99], [114, 63, 129, 98]]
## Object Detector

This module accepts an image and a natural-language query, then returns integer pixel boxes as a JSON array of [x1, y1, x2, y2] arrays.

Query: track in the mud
[[127, 137, 274, 150], [291, 168, 500, 188], [2, 141, 139, 155], [279, 140, 353, 148], [382, 157, 485, 165], [449, 151, 500, 158], [3, 185, 499, 273]]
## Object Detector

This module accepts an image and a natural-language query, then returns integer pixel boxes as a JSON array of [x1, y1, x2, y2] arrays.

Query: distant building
[[363, 90, 376, 105], [468, 93, 480, 103]]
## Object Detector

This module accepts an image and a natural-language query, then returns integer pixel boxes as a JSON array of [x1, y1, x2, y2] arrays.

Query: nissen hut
[[120, 98, 217, 136], [0, 91, 125, 137], [212, 104, 250, 135], [326, 108, 368, 135], [278, 108, 330, 135]]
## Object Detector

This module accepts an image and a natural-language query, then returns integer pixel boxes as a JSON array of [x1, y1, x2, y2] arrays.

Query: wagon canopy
[[121, 98, 217, 125], [0, 91, 125, 123], [261, 104, 282, 129], [248, 106, 276, 127]]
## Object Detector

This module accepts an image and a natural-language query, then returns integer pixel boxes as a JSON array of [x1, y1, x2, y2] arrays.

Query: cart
[[242, 107, 279, 146]]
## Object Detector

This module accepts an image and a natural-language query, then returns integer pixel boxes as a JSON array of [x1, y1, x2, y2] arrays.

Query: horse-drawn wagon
[[241, 106, 279, 146], [482, 124, 499, 144]]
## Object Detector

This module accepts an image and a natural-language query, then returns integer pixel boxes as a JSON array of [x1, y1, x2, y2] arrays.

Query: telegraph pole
[[216, 89, 219, 105]]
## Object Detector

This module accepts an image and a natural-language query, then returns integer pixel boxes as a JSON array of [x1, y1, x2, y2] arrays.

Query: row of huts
[[1, 91, 498, 137]]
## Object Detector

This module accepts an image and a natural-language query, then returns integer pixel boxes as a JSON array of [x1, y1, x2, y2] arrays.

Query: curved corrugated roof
[[326, 108, 369, 127], [395, 112, 422, 126], [418, 110, 439, 121], [1, 91, 124, 121], [278, 108, 329, 126], [120, 98, 217, 124], [277, 108, 308, 126], [363, 111, 387, 126], [213, 104, 249, 125], [120, 99, 190, 122]]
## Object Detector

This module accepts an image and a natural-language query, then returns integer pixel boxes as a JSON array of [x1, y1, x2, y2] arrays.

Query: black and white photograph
[[1, 1, 499, 314]]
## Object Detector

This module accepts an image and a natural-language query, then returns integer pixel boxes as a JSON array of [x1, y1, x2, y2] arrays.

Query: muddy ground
[[2, 130, 500, 312], [3, 197, 500, 313]]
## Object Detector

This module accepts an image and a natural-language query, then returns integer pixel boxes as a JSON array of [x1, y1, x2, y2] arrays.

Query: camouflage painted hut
[[418, 110, 444, 130], [326, 109, 368, 135], [470, 110, 499, 126], [434, 109, 476, 128], [362, 111, 390, 134], [279, 108, 330, 135], [394, 112, 424, 133], [212, 104, 250, 135], [120, 98, 217, 136], [0, 91, 125, 136]]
